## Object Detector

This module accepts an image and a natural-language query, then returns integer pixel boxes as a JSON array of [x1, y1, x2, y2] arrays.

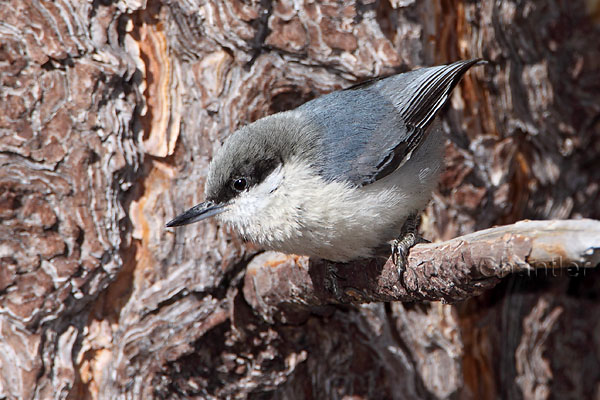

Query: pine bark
[[1, 0, 599, 399]]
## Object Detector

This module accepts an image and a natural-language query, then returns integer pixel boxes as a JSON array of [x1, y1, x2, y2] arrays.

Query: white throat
[[216, 125, 442, 262]]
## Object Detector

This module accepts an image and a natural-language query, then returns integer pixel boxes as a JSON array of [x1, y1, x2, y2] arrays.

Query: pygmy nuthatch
[[167, 59, 482, 262]]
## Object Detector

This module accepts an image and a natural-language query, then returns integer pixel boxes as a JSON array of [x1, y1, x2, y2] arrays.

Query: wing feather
[[297, 59, 483, 186]]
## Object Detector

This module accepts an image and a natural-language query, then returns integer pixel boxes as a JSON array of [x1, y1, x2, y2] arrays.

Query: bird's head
[[166, 112, 312, 229]]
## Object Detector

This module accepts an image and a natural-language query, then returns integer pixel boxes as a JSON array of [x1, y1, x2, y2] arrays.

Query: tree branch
[[243, 219, 600, 322]]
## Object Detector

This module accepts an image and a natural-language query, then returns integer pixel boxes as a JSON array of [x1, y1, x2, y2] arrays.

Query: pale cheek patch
[[218, 165, 284, 227]]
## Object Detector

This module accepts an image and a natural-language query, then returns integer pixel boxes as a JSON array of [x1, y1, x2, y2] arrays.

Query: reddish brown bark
[[1, 0, 599, 399]]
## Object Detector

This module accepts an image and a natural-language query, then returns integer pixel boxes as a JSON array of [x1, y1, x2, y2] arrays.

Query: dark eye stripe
[[211, 158, 282, 205]]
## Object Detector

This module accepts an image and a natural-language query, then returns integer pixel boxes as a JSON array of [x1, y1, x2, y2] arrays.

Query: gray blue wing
[[297, 59, 482, 186]]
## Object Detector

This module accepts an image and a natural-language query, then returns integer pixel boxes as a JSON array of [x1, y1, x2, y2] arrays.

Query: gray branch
[[243, 219, 600, 322]]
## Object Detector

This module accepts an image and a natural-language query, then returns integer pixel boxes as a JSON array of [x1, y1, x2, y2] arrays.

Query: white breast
[[217, 125, 444, 262]]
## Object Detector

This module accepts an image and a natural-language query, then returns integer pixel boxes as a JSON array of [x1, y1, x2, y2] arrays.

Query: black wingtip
[[397, 58, 484, 132], [449, 58, 486, 70], [445, 58, 487, 91], [459, 58, 488, 68]]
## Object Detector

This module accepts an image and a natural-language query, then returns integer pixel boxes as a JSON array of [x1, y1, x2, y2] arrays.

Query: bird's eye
[[232, 178, 248, 192]]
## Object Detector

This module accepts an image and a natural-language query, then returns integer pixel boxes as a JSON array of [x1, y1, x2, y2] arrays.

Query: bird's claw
[[324, 263, 345, 301], [392, 214, 423, 282], [392, 232, 417, 277]]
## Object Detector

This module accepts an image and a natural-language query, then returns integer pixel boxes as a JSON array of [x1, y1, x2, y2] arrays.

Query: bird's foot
[[392, 214, 428, 282], [324, 263, 345, 301]]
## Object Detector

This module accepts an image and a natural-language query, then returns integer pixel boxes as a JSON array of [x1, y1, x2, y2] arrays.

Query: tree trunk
[[1, 0, 599, 399]]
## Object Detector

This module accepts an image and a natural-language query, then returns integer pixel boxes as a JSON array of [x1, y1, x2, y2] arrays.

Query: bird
[[167, 59, 483, 264]]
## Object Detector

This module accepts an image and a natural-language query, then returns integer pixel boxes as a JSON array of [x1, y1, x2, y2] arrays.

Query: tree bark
[[0, 0, 599, 399], [244, 219, 600, 315]]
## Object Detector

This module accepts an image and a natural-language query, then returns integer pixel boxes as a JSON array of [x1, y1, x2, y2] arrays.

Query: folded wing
[[299, 59, 481, 186]]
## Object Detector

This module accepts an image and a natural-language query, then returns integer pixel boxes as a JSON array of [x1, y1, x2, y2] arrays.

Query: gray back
[[297, 59, 481, 186]]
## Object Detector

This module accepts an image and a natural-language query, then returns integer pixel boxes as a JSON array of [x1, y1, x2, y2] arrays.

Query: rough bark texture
[[0, 0, 599, 399], [244, 219, 600, 312]]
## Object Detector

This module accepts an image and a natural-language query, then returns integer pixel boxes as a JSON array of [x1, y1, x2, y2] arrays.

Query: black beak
[[166, 201, 227, 227]]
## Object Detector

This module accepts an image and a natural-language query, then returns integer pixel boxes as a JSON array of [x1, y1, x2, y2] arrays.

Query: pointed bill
[[166, 201, 227, 227]]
